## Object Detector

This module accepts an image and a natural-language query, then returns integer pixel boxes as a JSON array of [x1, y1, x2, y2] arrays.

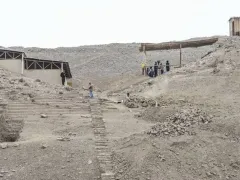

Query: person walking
[[88, 82, 93, 98], [166, 60, 170, 72], [83, 82, 94, 98], [60, 71, 66, 86]]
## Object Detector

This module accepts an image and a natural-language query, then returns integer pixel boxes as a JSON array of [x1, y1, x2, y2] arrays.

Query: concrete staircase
[[6, 91, 89, 119]]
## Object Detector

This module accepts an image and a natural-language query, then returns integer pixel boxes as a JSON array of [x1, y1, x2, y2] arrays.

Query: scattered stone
[[41, 144, 47, 149], [0, 143, 8, 149], [134, 113, 142, 118], [35, 79, 41, 82], [206, 172, 213, 177], [29, 93, 35, 98], [230, 161, 240, 170], [19, 78, 25, 83], [59, 91, 63, 95], [0, 174, 3, 177], [69, 132, 77, 136], [147, 81, 153, 86], [57, 137, 70, 141], [81, 115, 91, 118], [40, 114, 48, 118], [24, 83, 30, 87], [12, 143, 19, 147], [64, 86, 72, 91], [88, 159, 92, 165]]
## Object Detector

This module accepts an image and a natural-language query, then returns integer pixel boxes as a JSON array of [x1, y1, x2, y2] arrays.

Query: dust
[[143, 76, 170, 98]]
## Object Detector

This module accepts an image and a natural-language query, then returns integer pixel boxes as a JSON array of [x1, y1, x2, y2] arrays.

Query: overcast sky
[[0, 0, 239, 48]]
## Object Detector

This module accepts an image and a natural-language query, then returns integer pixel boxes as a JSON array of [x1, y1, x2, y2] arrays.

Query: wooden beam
[[139, 38, 218, 52]]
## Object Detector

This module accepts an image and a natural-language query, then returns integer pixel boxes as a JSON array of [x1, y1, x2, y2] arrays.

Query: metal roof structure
[[0, 48, 26, 55], [24, 57, 72, 78], [0, 48, 26, 60], [0, 48, 72, 79]]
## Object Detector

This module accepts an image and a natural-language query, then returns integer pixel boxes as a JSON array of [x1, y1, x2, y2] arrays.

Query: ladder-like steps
[[90, 98, 115, 180]]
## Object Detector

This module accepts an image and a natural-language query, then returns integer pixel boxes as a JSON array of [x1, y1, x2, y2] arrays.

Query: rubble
[[124, 96, 158, 108], [147, 108, 212, 137]]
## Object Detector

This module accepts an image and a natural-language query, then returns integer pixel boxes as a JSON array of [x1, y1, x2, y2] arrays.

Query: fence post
[[180, 44, 182, 67]]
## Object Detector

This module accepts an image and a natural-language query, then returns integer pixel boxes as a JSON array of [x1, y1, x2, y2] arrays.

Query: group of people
[[141, 60, 170, 78]]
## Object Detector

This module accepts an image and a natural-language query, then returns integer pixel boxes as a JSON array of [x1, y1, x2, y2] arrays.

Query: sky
[[0, 0, 239, 48]]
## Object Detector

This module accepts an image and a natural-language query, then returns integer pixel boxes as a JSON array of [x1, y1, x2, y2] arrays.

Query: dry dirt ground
[[1, 36, 240, 180], [104, 72, 240, 180], [1, 90, 102, 180]]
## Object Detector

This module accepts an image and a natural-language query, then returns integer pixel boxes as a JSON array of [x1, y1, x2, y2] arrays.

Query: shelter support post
[[61, 62, 63, 72], [21, 53, 24, 75], [180, 44, 182, 67]]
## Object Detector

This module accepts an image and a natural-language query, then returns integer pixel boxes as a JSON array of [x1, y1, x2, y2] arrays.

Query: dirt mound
[[147, 108, 212, 137], [0, 101, 23, 142], [0, 67, 73, 101], [175, 36, 240, 75]]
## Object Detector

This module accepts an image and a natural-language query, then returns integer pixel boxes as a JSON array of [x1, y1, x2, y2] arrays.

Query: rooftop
[[229, 17, 240, 21], [0, 47, 25, 54], [24, 57, 72, 78]]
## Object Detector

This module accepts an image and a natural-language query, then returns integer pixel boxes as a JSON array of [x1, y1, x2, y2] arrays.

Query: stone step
[[8, 111, 87, 117], [8, 103, 87, 106], [7, 108, 88, 111]]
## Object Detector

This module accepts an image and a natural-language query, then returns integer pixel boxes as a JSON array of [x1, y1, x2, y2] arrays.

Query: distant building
[[229, 17, 240, 36], [0, 48, 72, 85]]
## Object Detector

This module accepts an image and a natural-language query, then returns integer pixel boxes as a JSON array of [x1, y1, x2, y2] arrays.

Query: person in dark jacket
[[60, 71, 66, 86], [160, 63, 164, 74], [148, 67, 154, 77], [166, 61, 170, 72], [154, 62, 158, 77]]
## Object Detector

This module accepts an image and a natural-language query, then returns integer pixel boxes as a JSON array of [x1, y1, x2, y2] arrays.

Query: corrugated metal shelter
[[229, 17, 240, 36]]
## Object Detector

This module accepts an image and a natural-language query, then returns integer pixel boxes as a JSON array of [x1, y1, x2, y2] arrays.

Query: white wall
[[229, 19, 233, 36], [0, 60, 22, 74], [24, 69, 62, 85], [0, 59, 67, 85], [229, 18, 240, 36]]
